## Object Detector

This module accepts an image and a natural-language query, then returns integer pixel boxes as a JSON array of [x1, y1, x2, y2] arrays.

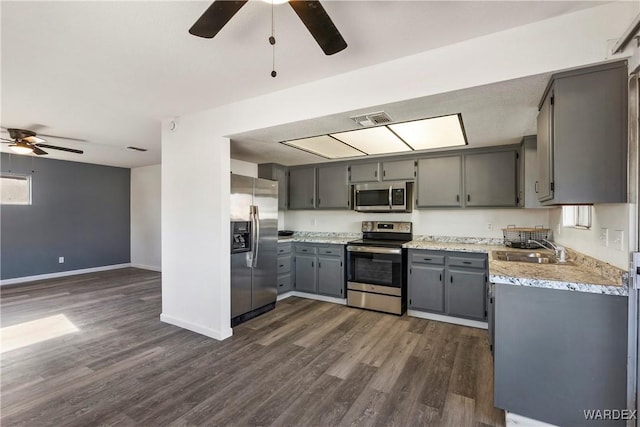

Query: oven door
[[346, 246, 403, 289]]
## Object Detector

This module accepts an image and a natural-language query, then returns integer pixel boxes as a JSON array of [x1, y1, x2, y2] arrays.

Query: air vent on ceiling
[[127, 146, 148, 152], [350, 111, 393, 127]]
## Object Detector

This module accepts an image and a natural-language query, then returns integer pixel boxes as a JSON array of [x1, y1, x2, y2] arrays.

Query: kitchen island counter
[[404, 238, 627, 296]]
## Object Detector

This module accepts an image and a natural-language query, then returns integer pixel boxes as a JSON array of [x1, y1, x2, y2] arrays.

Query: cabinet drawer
[[410, 253, 445, 265], [448, 256, 486, 269], [278, 243, 292, 255], [295, 245, 317, 255], [277, 274, 292, 293], [317, 246, 343, 257], [277, 255, 292, 274]]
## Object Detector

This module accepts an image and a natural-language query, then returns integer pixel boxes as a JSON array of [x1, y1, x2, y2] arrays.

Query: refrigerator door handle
[[252, 205, 260, 268]]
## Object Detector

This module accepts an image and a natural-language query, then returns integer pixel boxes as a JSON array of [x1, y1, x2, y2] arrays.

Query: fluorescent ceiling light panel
[[389, 114, 466, 150], [331, 127, 411, 155], [283, 135, 363, 159]]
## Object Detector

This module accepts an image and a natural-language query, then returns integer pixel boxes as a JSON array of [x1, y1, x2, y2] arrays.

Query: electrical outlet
[[58, 256, 65, 264], [613, 230, 624, 251], [599, 228, 609, 247], [486, 223, 493, 231]]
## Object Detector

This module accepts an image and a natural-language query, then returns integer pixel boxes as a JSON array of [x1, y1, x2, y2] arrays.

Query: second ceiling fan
[[189, 0, 347, 56]]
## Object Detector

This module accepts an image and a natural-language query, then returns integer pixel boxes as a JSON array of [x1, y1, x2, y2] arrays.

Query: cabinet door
[[382, 159, 415, 181], [294, 254, 317, 293], [447, 268, 486, 320], [317, 164, 350, 209], [289, 167, 316, 210], [409, 264, 446, 313], [537, 89, 554, 202], [416, 156, 462, 207], [274, 166, 288, 210], [317, 256, 344, 297], [277, 274, 292, 294], [350, 163, 380, 183], [464, 151, 517, 207]]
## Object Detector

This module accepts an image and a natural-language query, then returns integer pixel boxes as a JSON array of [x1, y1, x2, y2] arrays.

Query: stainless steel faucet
[[527, 239, 567, 263]]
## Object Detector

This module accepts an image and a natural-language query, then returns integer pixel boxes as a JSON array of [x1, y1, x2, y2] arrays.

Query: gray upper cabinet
[[349, 162, 380, 183], [519, 136, 543, 208], [288, 167, 316, 210], [464, 150, 518, 207], [257, 163, 288, 210], [536, 61, 627, 204], [417, 156, 462, 208], [317, 164, 350, 209], [382, 159, 415, 181]]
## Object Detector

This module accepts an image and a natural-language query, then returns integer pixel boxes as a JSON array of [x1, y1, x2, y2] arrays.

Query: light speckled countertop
[[405, 238, 627, 296], [277, 232, 628, 296]]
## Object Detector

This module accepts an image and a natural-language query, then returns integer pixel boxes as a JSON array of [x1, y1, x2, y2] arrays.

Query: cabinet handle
[[326, 251, 331, 254], [279, 264, 284, 268], [383, 170, 386, 177], [423, 258, 432, 261], [310, 198, 314, 205], [456, 195, 460, 202], [439, 274, 442, 281], [467, 194, 471, 202], [318, 198, 321, 206], [450, 275, 453, 283], [535, 181, 539, 193], [318, 262, 321, 268], [312, 261, 314, 268], [463, 261, 472, 265], [374, 170, 378, 178]]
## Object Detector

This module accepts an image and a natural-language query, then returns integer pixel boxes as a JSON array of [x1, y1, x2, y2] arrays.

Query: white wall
[[230, 159, 257, 177], [550, 204, 630, 270], [161, 2, 637, 340], [284, 208, 550, 239], [131, 164, 162, 271]]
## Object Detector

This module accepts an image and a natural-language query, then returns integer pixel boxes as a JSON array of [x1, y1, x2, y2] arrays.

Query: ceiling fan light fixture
[[261, 0, 288, 4], [8, 142, 34, 155]]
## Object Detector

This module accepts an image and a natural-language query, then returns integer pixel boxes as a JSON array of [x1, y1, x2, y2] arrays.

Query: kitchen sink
[[492, 250, 573, 265]]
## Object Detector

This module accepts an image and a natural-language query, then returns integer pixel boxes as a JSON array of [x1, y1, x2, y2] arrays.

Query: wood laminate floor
[[1, 268, 504, 426]]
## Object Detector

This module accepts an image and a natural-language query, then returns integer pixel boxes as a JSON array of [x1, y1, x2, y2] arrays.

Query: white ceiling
[[1, 1, 605, 168]]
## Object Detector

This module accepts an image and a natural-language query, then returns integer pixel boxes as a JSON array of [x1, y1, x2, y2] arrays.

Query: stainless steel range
[[346, 221, 412, 315]]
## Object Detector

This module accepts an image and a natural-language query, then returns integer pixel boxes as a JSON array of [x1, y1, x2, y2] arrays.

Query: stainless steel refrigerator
[[230, 174, 278, 326]]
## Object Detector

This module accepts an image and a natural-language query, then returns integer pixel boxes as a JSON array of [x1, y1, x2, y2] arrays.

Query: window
[[0, 173, 32, 205], [562, 205, 591, 229]]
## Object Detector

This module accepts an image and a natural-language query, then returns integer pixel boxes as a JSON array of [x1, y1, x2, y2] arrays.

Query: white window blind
[[562, 205, 591, 229]]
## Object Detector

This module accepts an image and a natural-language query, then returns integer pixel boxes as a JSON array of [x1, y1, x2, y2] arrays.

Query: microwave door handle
[[388, 186, 393, 210], [253, 205, 260, 268]]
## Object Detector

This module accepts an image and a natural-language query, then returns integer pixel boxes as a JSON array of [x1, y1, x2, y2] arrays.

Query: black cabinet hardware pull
[[374, 170, 378, 177], [279, 264, 284, 268], [318, 262, 321, 268], [318, 198, 321, 205], [383, 170, 386, 177], [456, 194, 460, 202], [439, 274, 442, 281], [424, 258, 432, 261], [312, 261, 314, 267], [450, 276, 453, 283], [467, 194, 471, 202], [463, 261, 472, 265], [535, 181, 539, 193]]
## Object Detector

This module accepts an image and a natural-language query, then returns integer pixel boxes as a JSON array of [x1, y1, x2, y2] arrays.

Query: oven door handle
[[347, 245, 402, 255], [388, 185, 393, 209]]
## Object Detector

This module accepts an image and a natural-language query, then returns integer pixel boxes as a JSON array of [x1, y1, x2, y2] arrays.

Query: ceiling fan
[[1, 128, 84, 156], [189, 0, 347, 56]]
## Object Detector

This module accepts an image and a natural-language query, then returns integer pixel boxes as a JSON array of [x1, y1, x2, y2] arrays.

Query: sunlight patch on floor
[[1, 314, 79, 353]]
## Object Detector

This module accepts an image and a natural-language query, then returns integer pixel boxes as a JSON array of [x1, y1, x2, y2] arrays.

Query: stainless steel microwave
[[353, 181, 413, 212]]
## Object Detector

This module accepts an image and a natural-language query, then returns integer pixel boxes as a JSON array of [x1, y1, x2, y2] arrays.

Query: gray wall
[[1, 153, 130, 280]]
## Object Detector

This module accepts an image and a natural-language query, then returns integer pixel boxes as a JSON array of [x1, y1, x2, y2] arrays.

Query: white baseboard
[[130, 263, 162, 272], [277, 291, 294, 301], [506, 412, 558, 427], [0, 263, 132, 286], [289, 291, 347, 305], [407, 310, 488, 329], [160, 313, 232, 341]]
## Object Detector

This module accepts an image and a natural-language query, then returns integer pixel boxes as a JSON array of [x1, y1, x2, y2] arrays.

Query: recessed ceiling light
[[388, 114, 467, 150], [331, 127, 411, 155], [282, 135, 364, 159]]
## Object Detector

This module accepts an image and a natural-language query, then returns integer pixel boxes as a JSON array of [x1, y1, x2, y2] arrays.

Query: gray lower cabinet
[[317, 164, 350, 209], [289, 167, 316, 210], [276, 242, 293, 294], [417, 156, 462, 207], [536, 61, 627, 204], [494, 283, 627, 426], [293, 244, 345, 298], [408, 249, 487, 321], [464, 150, 518, 207]]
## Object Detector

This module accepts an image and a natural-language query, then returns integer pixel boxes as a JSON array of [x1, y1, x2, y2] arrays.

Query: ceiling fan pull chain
[[270, 0, 277, 78]]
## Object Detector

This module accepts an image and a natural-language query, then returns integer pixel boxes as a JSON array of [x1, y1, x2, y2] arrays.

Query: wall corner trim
[[159, 313, 233, 341], [0, 263, 132, 286]]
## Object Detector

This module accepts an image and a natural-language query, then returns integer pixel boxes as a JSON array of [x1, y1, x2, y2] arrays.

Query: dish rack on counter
[[502, 226, 551, 249]]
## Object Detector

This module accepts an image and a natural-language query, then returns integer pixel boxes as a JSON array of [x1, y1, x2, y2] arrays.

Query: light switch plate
[[613, 230, 624, 251], [599, 228, 609, 247]]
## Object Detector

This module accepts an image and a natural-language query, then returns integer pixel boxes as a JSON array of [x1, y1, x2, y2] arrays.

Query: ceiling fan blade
[[7, 128, 36, 140], [37, 133, 87, 142], [288, 0, 347, 55], [189, 1, 248, 39], [35, 143, 83, 154], [1, 138, 13, 143], [32, 146, 48, 155]]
